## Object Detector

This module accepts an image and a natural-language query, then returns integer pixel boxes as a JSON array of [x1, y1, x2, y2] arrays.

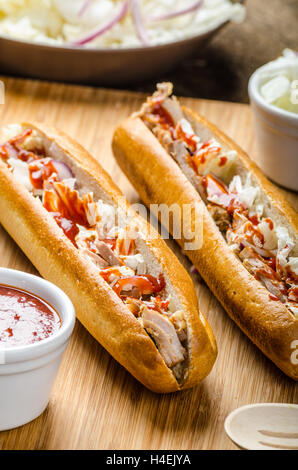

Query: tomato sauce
[[0, 285, 61, 347], [28, 159, 58, 189], [152, 103, 176, 138], [0, 129, 42, 163], [219, 156, 228, 167], [269, 294, 280, 301], [43, 186, 91, 245], [288, 286, 298, 303], [112, 274, 165, 299], [249, 214, 259, 226], [176, 123, 198, 153], [52, 213, 79, 245]]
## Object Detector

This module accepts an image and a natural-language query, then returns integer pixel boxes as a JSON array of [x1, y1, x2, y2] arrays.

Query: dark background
[[128, 0, 298, 103]]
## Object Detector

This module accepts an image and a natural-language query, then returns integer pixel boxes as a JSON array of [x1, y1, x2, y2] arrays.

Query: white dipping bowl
[[0, 268, 75, 431], [248, 62, 298, 191]]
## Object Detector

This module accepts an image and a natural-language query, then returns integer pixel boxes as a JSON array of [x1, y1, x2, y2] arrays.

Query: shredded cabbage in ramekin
[[259, 50, 298, 114]]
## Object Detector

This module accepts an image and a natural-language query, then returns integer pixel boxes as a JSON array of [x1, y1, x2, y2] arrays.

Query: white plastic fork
[[224, 403, 298, 450]]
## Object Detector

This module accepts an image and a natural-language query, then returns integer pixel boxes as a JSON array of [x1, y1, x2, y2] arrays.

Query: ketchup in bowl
[[0, 284, 61, 347]]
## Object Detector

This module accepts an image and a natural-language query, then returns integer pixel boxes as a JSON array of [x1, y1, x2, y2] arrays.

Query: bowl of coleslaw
[[0, 0, 245, 85], [248, 50, 298, 191]]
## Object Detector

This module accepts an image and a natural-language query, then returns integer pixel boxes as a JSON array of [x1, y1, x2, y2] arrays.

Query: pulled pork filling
[[138, 83, 298, 318], [0, 125, 188, 375]]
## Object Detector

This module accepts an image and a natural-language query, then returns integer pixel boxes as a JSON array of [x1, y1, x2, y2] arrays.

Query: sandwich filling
[[137, 83, 298, 318], [0, 124, 188, 378]]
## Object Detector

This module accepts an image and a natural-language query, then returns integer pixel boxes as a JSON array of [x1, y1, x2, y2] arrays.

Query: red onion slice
[[52, 161, 74, 181], [131, 0, 149, 46], [189, 265, 203, 282], [190, 265, 199, 274], [148, 0, 203, 22], [78, 0, 92, 17], [72, 0, 130, 46]]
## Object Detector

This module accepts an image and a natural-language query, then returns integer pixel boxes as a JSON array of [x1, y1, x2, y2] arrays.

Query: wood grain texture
[[0, 77, 297, 450]]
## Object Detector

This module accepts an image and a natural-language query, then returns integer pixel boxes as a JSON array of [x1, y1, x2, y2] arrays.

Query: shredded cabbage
[[0, 0, 246, 48], [259, 49, 298, 114]]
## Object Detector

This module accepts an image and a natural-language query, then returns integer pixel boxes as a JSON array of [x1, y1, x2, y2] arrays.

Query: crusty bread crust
[[112, 115, 298, 380], [0, 121, 217, 392]]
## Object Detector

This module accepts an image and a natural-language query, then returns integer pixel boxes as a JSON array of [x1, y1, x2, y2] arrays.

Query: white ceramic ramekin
[[248, 62, 298, 191], [0, 268, 75, 431]]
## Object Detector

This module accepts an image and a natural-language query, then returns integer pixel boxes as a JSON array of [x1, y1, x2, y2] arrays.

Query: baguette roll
[[0, 121, 217, 393], [112, 83, 298, 380]]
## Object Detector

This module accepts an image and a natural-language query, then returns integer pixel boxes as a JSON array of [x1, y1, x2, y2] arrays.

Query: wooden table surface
[[0, 77, 297, 450]]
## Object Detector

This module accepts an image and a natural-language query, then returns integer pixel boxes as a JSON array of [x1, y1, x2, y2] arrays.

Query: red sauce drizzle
[[285, 266, 298, 285], [267, 257, 277, 271], [269, 294, 280, 301], [100, 267, 122, 283], [152, 104, 175, 130], [249, 214, 259, 226], [187, 154, 199, 175], [28, 159, 58, 189], [244, 223, 264, 246], [288, 286, 298, 303], [1, 130, 170, 311], [118, 238, 135, 256], [0, 129, 42, 163], [43, 186, 91, 244], [265, 218, 274, 230], [219, 156, 228, 167], [176, 123, 198, 153], [51, 213, 79, 245], [112, 274, 165, 299]]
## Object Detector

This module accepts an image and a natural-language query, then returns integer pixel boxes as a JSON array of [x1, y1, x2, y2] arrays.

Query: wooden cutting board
[[0, 77, 297, 450]]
